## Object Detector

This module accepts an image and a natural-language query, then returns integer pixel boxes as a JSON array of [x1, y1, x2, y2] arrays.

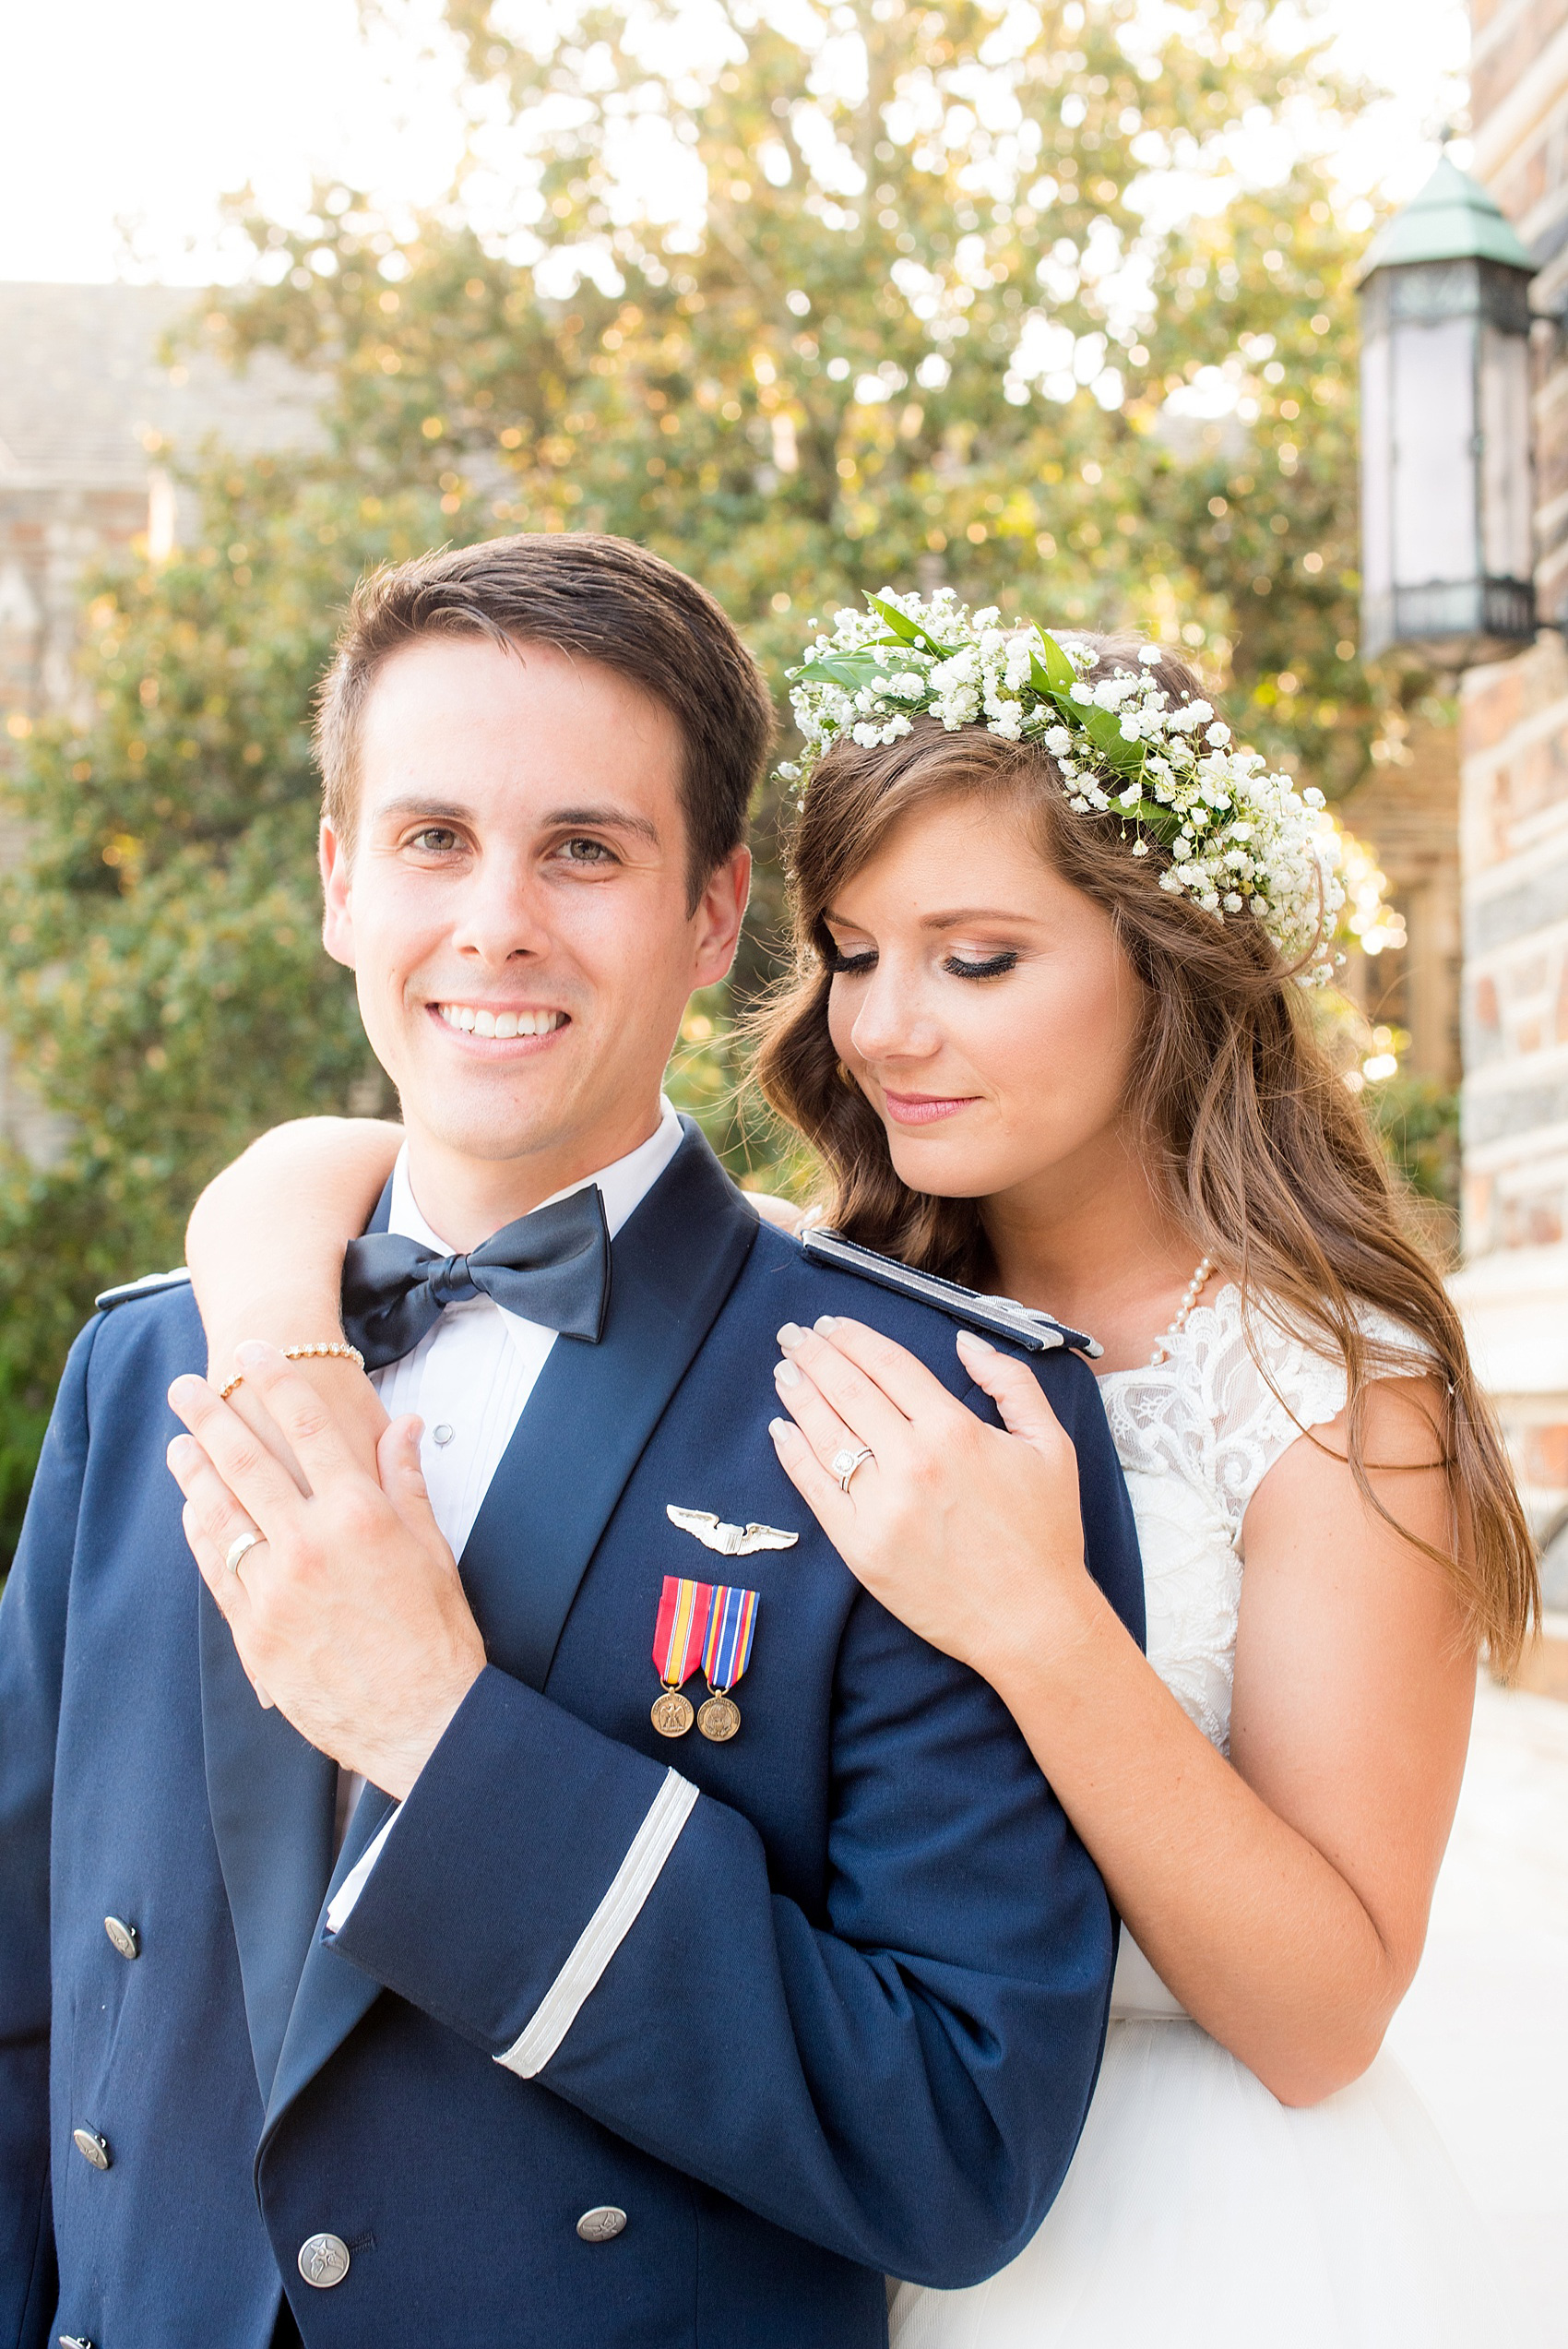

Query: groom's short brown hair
[[315, 532, 775, 903]]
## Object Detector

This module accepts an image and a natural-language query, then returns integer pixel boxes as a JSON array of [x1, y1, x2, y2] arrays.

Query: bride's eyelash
[[944, 950, 1019, 980], [826, 945, 1019, 979]]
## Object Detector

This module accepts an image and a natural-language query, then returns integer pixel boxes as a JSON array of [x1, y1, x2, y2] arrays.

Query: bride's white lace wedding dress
[[889, 1282, 1526, 2349]]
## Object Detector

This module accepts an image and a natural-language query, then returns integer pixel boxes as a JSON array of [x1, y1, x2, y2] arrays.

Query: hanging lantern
[[1358, 153, 1537, 666]]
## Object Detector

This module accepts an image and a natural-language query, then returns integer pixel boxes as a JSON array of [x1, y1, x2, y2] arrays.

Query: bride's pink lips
[[880, 1089, 979, 1127]]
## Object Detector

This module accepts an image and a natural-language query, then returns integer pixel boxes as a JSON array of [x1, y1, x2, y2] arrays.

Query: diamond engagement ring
[[225, 1528, 265, 1576], [831, 1446, 874, 1494]]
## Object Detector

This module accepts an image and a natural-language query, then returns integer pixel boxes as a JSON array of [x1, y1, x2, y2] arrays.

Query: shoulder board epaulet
[[800, 1228, 1102, 1359], [94, 1267, 192, 1314]]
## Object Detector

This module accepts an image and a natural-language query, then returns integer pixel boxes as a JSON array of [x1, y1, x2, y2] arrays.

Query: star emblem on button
[[298, 2232, 351, 2287]]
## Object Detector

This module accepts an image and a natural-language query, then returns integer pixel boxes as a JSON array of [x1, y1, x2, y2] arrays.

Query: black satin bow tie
[[340, 1186, 612, 1370]]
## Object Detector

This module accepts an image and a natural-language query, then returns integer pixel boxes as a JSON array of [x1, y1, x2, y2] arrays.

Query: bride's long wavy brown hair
[[754, 638, 1538, 1669]]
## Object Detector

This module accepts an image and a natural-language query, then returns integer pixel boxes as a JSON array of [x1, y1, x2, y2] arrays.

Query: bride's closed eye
[[826, 943, 877, 977], [825, 943, 1021, 980], [944, 949, 1019, 981]]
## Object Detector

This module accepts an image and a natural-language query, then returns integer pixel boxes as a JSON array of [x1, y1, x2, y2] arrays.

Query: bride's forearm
[[991, 1597, 1406, 2106], [188, 1116, 402, 1374], [186, 1117, 402, 1474]]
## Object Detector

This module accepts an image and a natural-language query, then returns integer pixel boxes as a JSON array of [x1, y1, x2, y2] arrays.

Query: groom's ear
[[690, 844, 751, 992], [319, 817, 356, 970]]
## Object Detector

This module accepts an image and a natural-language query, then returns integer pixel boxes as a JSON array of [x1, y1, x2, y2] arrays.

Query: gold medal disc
[[696, 1693, 742, 1743], [651, 1688, 695, 1738]]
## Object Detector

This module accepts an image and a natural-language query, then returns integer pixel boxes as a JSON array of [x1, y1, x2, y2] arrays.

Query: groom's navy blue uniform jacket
[[0, 1123, 1143, 2349]]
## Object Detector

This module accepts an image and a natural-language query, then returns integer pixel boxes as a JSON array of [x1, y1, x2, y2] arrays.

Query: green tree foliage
[[219, 0, 1381, 826], [0, 467, 436, 1551], [0, 0, 1396, 1557]]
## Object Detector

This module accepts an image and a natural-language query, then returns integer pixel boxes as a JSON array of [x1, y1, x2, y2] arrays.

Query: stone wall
[[1452, 637, 1568, 1595], [1473, 0, 1568, 619], [1457, 2, 1568, 1620]]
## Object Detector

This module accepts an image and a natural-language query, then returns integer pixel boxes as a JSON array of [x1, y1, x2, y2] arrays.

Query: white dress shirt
[[327, 1097, 684, 1926]]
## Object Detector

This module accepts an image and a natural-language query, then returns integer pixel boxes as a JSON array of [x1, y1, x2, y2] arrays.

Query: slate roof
[[0, 281, 323, 490]]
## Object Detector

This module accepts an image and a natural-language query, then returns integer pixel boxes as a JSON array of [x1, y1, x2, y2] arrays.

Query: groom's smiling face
[[318, 632, 748, 1223]]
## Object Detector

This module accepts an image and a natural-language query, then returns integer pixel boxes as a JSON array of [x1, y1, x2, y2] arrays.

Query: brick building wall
[[1452, 0, 1568, 1619], [1473, 0, 1568, 620]]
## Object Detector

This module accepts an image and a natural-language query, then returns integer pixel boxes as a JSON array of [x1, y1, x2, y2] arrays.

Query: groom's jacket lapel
[[263, 1118, 760, 2137], [199, 1580, 339, 2105]]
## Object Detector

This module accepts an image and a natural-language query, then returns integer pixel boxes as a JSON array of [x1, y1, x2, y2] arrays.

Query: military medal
[[666, 1504, 798, 1556], [651, 1575, 714, 1737], [696, 1581, 759, 1742]]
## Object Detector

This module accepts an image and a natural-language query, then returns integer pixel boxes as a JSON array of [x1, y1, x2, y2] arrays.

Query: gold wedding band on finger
[[831, 1446, 874, 1494], [225, 1528, 265, 1576]]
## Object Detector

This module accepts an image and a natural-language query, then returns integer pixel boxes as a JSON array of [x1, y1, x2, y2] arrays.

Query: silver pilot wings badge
[[666, 1504, 799, 1558]]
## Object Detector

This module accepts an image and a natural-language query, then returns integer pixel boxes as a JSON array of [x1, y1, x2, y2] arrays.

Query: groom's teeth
[[437, 1004, 565, 1038]]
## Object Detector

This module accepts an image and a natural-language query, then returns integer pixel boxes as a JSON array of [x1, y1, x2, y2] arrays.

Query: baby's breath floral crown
[[779, 586, 1343, 980]]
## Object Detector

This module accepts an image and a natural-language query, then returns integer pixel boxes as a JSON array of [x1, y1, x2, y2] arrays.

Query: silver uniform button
[[104, 1914, 140, 1960], [576, 2204, 628, 2243], [72, 2128, 111, 2171], [58, 2334, 96, 2348], [298, 2232, 351, 2288], [432, 1423, 455, 1446]]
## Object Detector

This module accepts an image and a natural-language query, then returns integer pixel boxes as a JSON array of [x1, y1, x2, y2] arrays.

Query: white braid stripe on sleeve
[[495, 1768, 699, 2080]]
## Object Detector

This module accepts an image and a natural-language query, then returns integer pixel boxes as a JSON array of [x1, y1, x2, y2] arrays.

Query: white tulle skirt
[[889, 2012, 1530, 2349]]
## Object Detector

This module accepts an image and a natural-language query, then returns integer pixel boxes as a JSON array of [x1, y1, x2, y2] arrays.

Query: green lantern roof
[[1355, 153, 1535, 282]]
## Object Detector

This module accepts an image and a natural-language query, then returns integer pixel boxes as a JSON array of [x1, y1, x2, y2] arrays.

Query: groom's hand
[[167, 1343, 486, 1799]]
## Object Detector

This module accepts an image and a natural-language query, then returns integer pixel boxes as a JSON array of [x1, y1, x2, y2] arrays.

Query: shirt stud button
[[72, 2128, 111, 2171], [298, 2232, 351, 2288], [576, 2205, 627, 2243], [103, 1914, 140, 1960], [432, 1423, 455, 1447]]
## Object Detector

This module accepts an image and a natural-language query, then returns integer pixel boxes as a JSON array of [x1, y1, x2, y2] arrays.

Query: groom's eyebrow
[[543, 805, 662, 847], [376, 794, 476, 825]]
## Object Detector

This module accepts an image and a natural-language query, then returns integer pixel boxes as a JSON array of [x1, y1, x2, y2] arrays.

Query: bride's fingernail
[[768, 1417, 792, 1441], [814, 1315, 837, 1335], [777, 1322, 804, 1348], [775, 1360, 802, 1389], [956, 1330, 995, 1354]]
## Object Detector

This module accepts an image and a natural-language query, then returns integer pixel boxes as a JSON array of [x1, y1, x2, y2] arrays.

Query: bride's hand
[[767, 1316, 1099, 1685]]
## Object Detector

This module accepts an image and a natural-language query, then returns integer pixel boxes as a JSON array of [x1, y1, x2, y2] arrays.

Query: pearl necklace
[[1148, 1255, 1214, 1367]]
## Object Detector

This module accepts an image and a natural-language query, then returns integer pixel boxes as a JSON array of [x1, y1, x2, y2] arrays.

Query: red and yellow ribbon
[[653, 1576, 714, 1689]]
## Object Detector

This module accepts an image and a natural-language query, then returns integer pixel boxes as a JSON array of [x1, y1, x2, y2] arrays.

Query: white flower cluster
[[781, 587, 1344, 977]]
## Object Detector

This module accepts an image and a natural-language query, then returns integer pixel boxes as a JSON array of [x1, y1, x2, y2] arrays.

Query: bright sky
[[0, 0, 1469, 286]]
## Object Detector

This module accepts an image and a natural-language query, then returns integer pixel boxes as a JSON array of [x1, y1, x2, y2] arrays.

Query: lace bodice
[[1098, 1282, 1428, 1757]]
